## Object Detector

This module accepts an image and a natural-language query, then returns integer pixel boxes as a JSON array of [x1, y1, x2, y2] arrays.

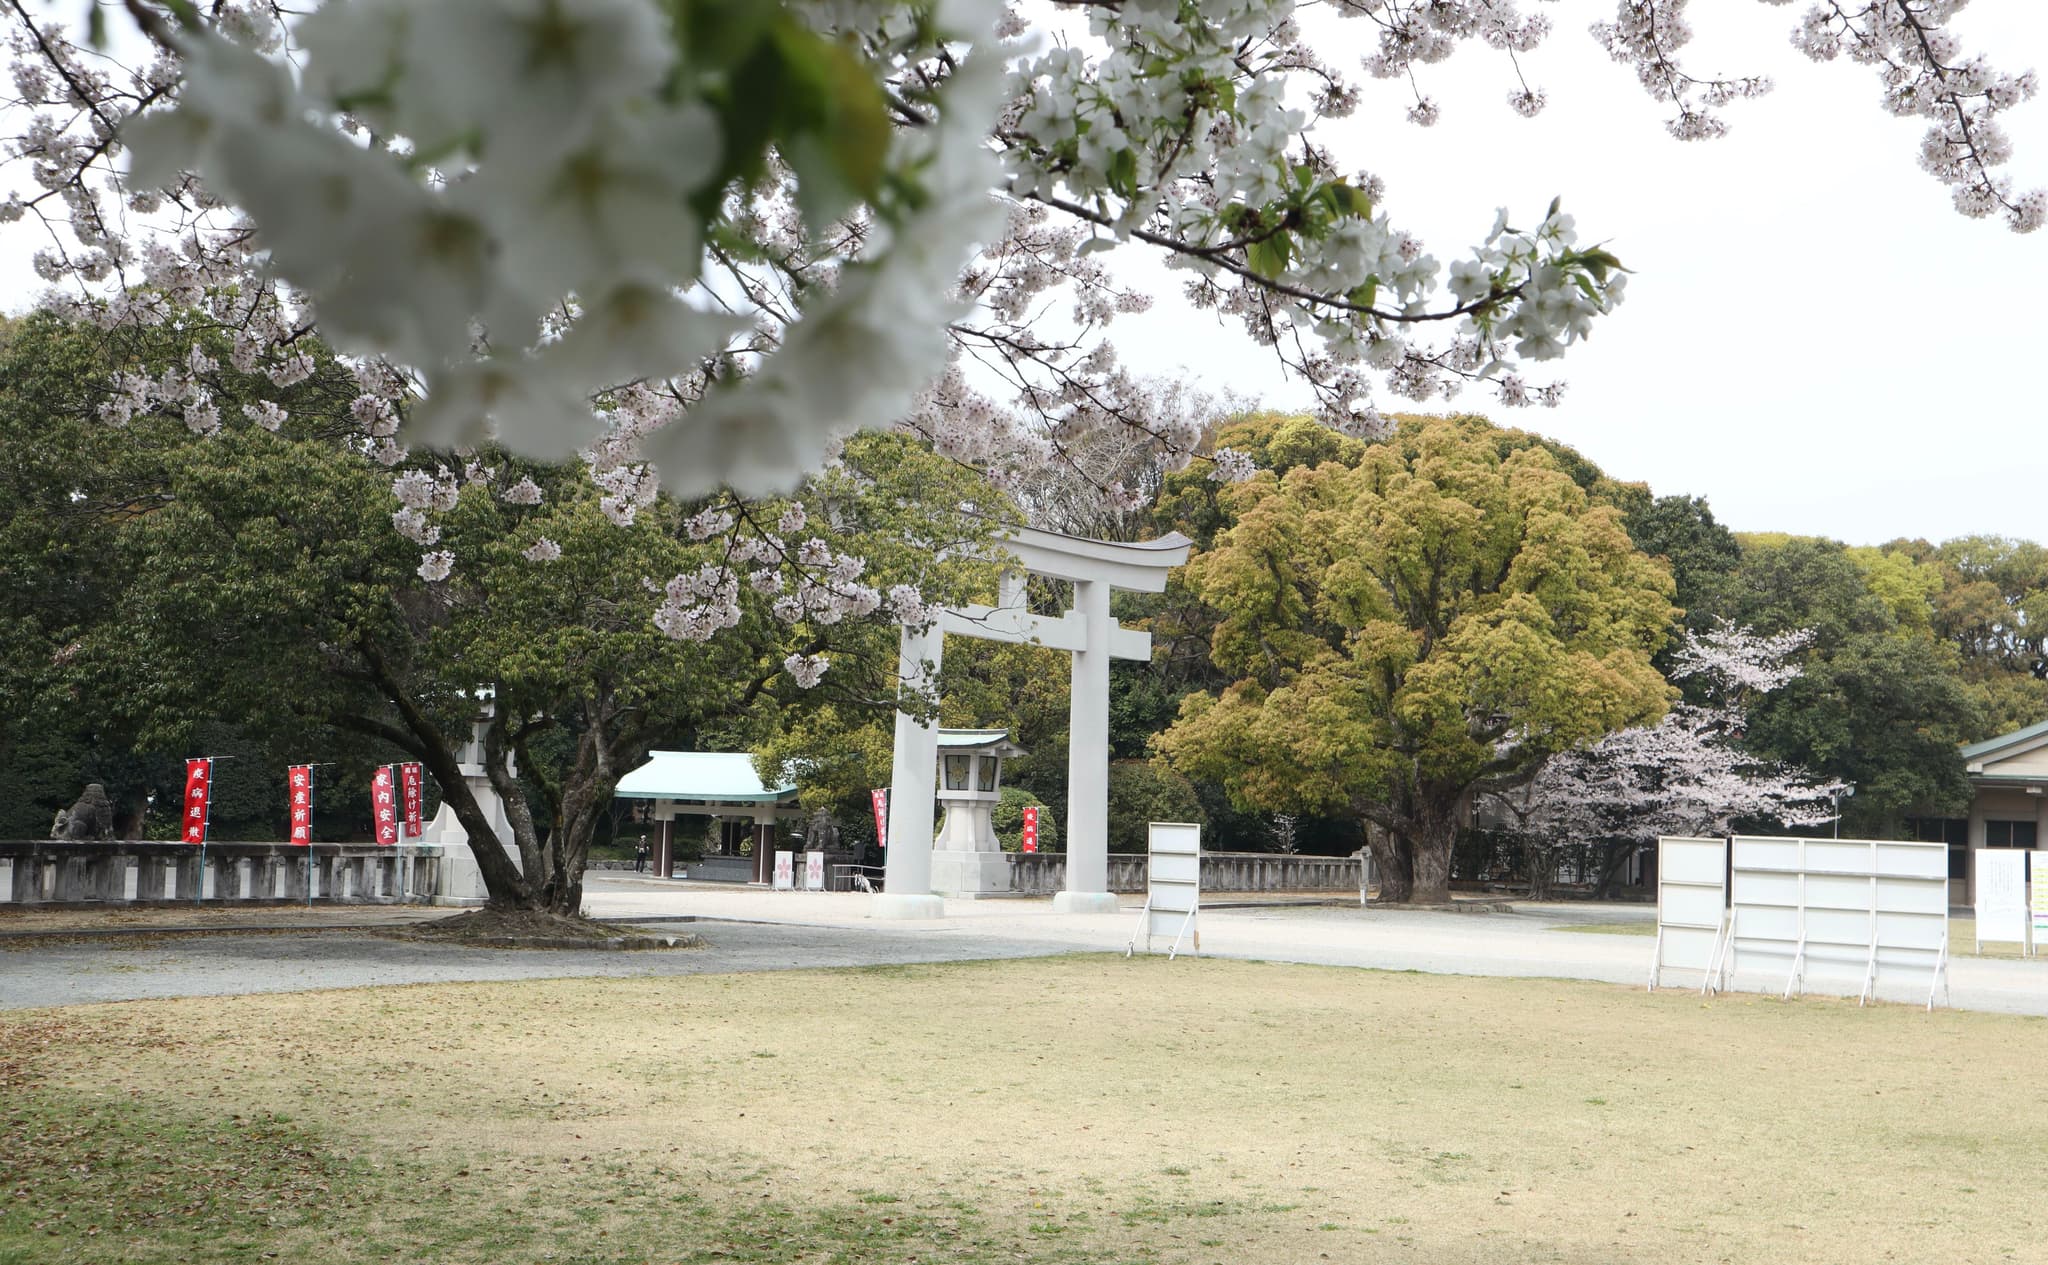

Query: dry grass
[[8, 956, 2048, 1264]]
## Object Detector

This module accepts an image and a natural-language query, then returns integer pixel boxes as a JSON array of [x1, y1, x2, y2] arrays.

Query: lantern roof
[[935, 728, 1026, 758]]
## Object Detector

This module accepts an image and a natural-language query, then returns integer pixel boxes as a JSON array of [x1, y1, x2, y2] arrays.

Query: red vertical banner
[[870, 788, 889, 850], [1021, 805, 1039, 854], [287, 765, 313, 845], [181, 758, 213, 845], [399, 762, 424, 840], [372, 765, 398, 847]]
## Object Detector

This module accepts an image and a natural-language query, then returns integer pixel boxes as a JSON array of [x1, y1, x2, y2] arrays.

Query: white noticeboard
[[1127, 822, 1200, 958], [1650, 837, 1727, 992], [804, 850, 825, 892], [1722, 835, 1948, 1009], [1975, 849, 2028, 952], [772, 850, 794, 891], [2031, 852, 2048, 951]]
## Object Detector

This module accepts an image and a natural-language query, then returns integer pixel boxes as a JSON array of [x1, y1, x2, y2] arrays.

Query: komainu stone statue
[[60, 784, 115, 840], [805, 807, 840, 851]]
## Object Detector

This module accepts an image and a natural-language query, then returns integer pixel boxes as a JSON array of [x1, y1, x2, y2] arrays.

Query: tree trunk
[[1365, 820, 1412, 903], [1410, 832, 1452, 904], [1525, 838, 1556, 902], [1594, 842, 1638, 900], [1406, 788, 1466, 905]]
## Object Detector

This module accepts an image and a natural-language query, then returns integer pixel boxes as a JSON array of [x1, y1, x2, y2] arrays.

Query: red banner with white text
[[181, 758, 213, 845], [372, 765, 398, 847], [870, 788, 889, 850], [288, 764, 313, 845], [399, 762, 424, 840], [1021, 805, 1038, 854]]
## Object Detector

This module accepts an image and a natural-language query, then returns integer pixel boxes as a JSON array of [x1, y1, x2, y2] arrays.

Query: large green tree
[[0, 312, 380, 838], [5, 313, 996, 909], [1156, 415, 1675, 903], [1716, 534, 1980, 835], [83, 426, 994, 912]]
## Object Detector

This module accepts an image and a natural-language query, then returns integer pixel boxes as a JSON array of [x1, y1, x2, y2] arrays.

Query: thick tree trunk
[[1406, 787, 1468, 905], [1410, 832, 1453, 904], [1365, 820, 1412, 903]]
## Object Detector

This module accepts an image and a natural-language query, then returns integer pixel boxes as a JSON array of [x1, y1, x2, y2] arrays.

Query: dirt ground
[[7, 955, 2046, 1263]]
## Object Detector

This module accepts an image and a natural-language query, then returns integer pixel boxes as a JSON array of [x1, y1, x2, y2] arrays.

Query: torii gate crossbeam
[[873, 526, 1192, 919]]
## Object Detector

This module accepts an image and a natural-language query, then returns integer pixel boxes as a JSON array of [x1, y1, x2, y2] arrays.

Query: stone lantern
[[929, 728, 1026, 896]]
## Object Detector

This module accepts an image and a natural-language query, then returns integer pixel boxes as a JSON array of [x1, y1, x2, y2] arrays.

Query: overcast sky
[[1101, 3, 2048, 546], [1, 3, 2041, 547]]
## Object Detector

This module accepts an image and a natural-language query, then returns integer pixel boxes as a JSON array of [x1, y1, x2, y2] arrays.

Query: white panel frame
[[1723, 835, 1949, 1010], [2031, 852, 2048, 956], [1974, 848, 2028, 953], [1650, 837, 1727, 993], [772, 849, 794, 892], [1126, 822, 1201, 958]]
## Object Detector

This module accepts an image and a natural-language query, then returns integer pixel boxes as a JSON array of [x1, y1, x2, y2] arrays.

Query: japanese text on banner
[[399, 762, 424, 840], [871, 788, 888, 850], [182, 757, 212, 845], [372, 765, 398, 847], [288, 764, 313, 845]]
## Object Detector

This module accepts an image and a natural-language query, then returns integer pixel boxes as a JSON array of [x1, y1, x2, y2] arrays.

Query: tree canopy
[[1157, 414, 1675, 902]]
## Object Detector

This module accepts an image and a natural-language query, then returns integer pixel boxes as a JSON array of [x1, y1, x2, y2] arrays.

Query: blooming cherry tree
[[0, 0, 2036, 675], [1488, 622, 1848, 896]]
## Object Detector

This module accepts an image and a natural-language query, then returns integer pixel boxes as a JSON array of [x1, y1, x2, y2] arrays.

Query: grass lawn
[[6, 955, 2046, 1264]]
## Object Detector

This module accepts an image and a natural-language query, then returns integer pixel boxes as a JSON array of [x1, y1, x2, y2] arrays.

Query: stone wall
[[0, 840, 447, 907], [1001, 851, 1359, 896]]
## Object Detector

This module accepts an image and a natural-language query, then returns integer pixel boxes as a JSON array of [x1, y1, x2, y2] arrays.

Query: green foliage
[[1624, 494, 1742, 635], [1745, 632, 1978, 835], [676, 1, 894, 232], [1697, 533, 1980, 831], [991, 785, 1059, 853], [1105, 760, 1204, 853], [1846, 545, 1943, 636], [1157, 414, 1676, 901]]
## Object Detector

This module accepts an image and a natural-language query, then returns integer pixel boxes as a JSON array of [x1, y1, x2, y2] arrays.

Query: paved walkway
[[5, 876, 2047, 1015]]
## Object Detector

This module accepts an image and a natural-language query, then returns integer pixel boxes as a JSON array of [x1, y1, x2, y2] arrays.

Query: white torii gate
[[873, 525, 1192, 919]]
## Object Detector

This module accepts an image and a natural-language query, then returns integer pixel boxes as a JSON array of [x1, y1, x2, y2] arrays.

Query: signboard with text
[[870, 788, 888, 850], [288, 765, 313, 846], [2033, 852, 2048, 947], [399, 762, 424, 840], [181, 758, 213, 845], [372, 765, 399, 847], [1021, 805, 1038, 853], [1976, 848, 2028, 950]]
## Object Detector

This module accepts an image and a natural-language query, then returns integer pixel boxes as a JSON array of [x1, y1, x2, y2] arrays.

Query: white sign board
[[1723, 835, 1948, 1008], [804, 850, 825, 892], [1650, 837, 1726, 990], [2032, 852, 2048, 949], [772, 850, 794, 891], [1128, 822, 1200, 958], [1975, 848, 2028, 950]]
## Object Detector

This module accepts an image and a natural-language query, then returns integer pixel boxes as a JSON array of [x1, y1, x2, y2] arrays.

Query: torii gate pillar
[[873, 527, 1191, 919]]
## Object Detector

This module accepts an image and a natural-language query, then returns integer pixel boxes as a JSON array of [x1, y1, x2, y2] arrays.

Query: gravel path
[[9, 878, 2047, 1016], [0, 920, 1074, 1010]]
